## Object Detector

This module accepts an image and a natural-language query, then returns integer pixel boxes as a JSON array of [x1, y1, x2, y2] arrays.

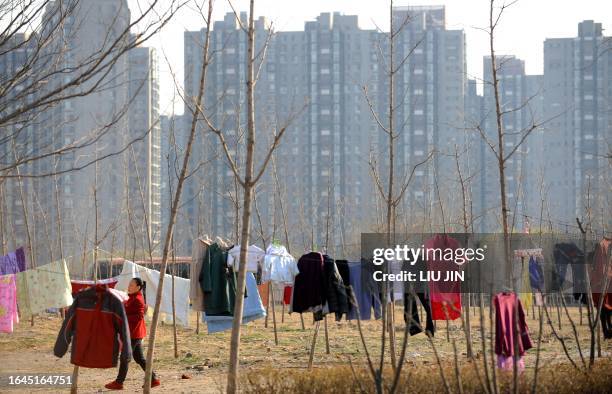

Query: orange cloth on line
[[258, 282, 269, 307]]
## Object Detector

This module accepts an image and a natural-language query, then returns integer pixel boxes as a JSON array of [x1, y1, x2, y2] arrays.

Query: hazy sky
[[138, 0, 612, 115]]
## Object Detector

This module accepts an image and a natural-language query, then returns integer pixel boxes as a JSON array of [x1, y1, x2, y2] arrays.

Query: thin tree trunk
[[0, 183, 7, 254], [308, 321, 321, 369], [171, 235, 178, 359], [488, 0, 511, 286], [226, 2, 257, 392], [479, 292, 492, 394], [385, 0, 397, 373], [143, 2, 214, 391]]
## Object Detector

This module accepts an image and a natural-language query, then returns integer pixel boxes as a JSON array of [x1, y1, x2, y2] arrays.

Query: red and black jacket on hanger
[[54, 285, 131, 368]]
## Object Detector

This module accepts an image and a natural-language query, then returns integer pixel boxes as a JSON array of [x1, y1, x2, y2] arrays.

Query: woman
[[105, 278, 160, 390]]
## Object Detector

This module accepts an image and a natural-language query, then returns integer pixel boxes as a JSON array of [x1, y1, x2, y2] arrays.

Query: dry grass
[[243, 359, 612, 393], [0, 302, 610, 392]]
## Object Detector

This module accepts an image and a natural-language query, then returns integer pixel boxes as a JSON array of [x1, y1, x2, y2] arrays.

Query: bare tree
[[143, 0, 214, 391], [475, 2, 549, 392], [196, 2, 304, 391], [1, 0, 182, 174], [362, 0, 432, 387]]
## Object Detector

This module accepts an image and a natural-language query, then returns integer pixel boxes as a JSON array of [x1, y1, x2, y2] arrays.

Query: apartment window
[[321, 88, 330, 95], [321, 48, 330, 54], [414, 89, 423, 95], [321, 129, 330, 135], [414, 129, 424, 135], [226, 68, 235, 74], [321, 68, 330, 74], [226, 47, 235, 54], [321, 109, 330, 115], [414, 109, 423, 115], [414, 68, 423, 75]]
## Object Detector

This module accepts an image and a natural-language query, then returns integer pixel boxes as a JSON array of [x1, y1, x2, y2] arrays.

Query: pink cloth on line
[[0, 274, 19, 333], [494, 292, 533, 357]]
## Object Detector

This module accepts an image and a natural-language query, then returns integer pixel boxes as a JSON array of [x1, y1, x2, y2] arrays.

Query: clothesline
[[3, 263, 190, 281], [521, 213, 609, 236]]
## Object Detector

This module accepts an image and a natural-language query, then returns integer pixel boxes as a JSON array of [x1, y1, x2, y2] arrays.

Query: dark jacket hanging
[[292, 252, 325, 314], [323, 255, 349, 320], [553, 242, 585, 292], [54, 285, 131, 369], [199, 243, 236, 316], [404, 292, 435, 337], [336, 260, 354, 312]]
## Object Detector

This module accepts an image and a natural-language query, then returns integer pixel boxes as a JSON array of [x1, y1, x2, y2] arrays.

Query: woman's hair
[[131, 277, 146, 303]]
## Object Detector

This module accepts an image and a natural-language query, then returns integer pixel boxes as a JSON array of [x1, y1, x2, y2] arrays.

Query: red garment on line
[[591, 238, 612, 311], [54, 285, 131, 368], [494, 292, 533, 357], [424, 235, 462, 320], [283, 286, 292, 305]]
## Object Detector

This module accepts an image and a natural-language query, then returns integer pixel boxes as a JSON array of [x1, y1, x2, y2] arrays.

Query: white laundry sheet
[[116, 260, 190, 327]]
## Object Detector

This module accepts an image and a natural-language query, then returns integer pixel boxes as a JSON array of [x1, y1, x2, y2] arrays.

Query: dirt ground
[[1, 301, 610, 393]]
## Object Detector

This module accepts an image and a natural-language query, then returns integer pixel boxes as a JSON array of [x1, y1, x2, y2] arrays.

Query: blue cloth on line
[[347, 262, 381, 321], [203, 272, 266, 334], [529, 256, 544, 292]]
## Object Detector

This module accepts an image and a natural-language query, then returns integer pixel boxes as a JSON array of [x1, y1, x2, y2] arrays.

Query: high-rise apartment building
[[127, 45, 162, 254], [180, 7, 468, 250], [0, 33, 37, 254], [385, 6, 467, 229], [29, 0, 161, 272], [480, 56, 531, 231], [544, 20, 611, 232], [183, 13, 275, 252], [279, 12, 378, 249]]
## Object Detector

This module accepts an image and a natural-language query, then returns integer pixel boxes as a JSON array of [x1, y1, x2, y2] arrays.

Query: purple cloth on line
[[0, 247, 27, 275]]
